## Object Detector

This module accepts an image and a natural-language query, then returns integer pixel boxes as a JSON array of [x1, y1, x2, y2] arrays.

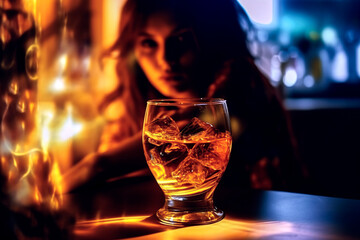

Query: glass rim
[[146, 98, 227, 106]]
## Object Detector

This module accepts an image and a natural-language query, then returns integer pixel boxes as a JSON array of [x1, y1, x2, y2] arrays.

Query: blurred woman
[[62, 0, 306, 192]]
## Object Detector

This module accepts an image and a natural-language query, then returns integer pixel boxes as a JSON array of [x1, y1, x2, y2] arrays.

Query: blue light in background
[[280, 14, 315, 35], [322, 27, 338, 47], [304, 75, 315, 88], [331, 50, 348, 82], [284, 68, 297, 87], [240, 0, 360, 97], [238, 0, 277, 27], [357, 43, 360, 78]]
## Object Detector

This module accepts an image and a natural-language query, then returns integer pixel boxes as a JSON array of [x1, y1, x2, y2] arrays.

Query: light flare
[[40, 108, 54, 155], [49, 162, 63, 206], [9, 79, 19, 95], [58, 105, 83, 141], [74, 215, 159, 237], [19, 152, 33, 181], [0, 103, 64, 210], [17, 99, 26, 113], [78, 216, 149, 226], [50, 77, 66, 92], [34, 186, 42, 203], [59, 54, 68, 71]]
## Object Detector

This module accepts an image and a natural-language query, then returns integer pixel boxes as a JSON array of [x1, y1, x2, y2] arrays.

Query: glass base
[[156, 196, 224, 226]]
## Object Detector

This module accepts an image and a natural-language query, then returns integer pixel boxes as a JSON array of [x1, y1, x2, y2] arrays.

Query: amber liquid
[[143, 131, 232, 197]]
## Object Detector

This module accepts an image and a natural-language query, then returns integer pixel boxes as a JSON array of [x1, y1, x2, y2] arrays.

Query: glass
[[142, 98, 232, 226]]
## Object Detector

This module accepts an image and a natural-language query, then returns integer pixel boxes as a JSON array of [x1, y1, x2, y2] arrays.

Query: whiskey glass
[[142, 98, 232, 226]]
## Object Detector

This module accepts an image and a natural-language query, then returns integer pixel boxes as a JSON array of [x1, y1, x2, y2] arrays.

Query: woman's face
[[134, 11, 200, 98]]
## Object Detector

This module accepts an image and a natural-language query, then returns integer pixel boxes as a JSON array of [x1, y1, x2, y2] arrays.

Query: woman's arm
[[61, 130, 146, 193]]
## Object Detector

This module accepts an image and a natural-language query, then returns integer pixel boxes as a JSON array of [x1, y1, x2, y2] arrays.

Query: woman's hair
[[100, 0, 255, 134]]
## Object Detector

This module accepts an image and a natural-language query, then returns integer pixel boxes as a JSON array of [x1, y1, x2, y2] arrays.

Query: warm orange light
[[74, 215, 337, 240], [9, 79, 19, 95], [50, 161, 63, 207], [19, 153, 33, 180], [74, 215, 160, 236], [77, 216, 149, 226], [50, 77, 66, 92], [12, 156, 18, 169], [50, 103, 84, 142], [34, 186, 42, 203]]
